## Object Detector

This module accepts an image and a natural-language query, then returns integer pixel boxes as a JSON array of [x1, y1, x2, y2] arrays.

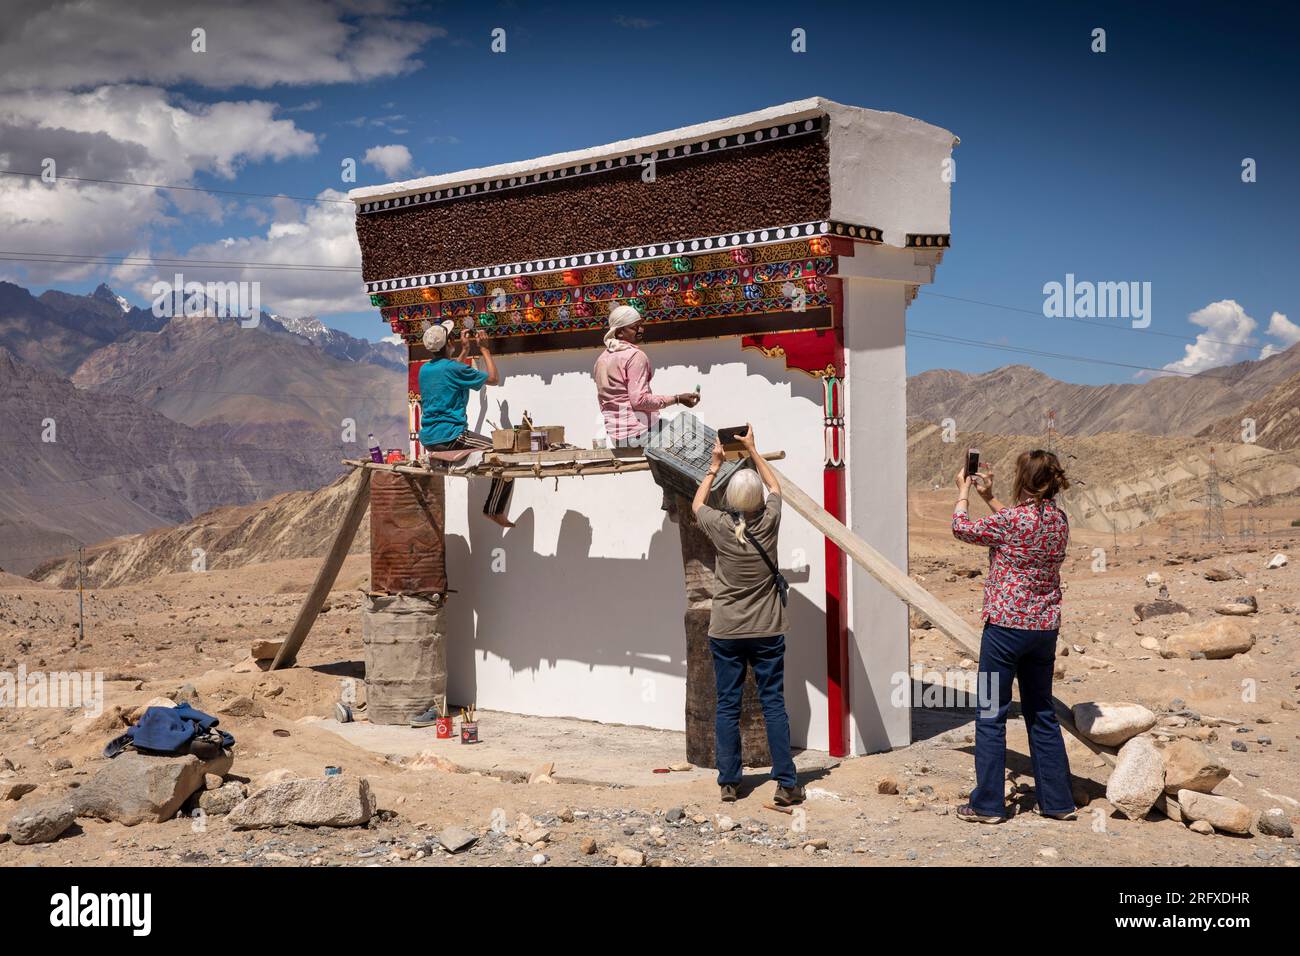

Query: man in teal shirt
[[418, 322, 513, 527]]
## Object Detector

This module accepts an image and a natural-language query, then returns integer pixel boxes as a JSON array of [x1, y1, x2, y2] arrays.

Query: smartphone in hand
[[965, 447, 980, 479]]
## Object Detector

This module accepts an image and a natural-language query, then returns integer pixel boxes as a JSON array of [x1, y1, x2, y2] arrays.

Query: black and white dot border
[[362, 219, 883, 295], [905, 233, 951, 248], [356, 117, 827, 215]]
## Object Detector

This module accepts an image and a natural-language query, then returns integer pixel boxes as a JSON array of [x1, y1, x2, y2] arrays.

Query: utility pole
[[1200, 447, 1227, 545], [1045, 408, 1057, 455], [76, 546, 85, 646]]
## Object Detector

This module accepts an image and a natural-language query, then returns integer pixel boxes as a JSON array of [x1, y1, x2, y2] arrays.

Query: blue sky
[[2, 0, 1295, 384]]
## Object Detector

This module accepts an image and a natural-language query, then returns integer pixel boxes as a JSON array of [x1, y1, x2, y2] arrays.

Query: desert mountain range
[[5, 277, 1300, 580], [0, 281, 406, 574]]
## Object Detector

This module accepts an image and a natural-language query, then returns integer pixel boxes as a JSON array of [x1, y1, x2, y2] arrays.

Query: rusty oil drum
[[369, 470, 447, 595]]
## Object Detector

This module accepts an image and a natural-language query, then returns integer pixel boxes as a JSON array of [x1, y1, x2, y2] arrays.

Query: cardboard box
[[492, 426, 565, 452]]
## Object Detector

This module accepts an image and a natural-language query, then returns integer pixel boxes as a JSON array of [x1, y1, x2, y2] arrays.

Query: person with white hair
[[690, 425, 803, 807], [417, 321, 513, 527], [593, 304, 699, 449]]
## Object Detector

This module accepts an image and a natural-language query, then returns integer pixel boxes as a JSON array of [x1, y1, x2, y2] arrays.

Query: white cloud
[[363, 144, 413, 179], [1266, 311, 1300, 345], [141, 188, 366, 317], [1159, 299, 1261, 376], [0, 0, 442, 92], [0, 86, 319, 283]]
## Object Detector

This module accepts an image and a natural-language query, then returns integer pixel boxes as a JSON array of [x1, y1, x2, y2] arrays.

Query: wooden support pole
[[271, 467, 372, 670]]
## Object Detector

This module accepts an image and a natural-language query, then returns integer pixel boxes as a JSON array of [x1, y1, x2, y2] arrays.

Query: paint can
[[529, 430, 547, 452], [460, 721, 479, 744], [435, 716, 454, 739], [325, 766, 342, 776]]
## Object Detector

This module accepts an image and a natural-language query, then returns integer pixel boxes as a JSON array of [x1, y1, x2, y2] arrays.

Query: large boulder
[[72, 751, 233, 826], [197, 781, 248, 816], [1072, 702, 1157, 747], [1161, 739, 1229, 795], [1106, 735, 1165, 820], [1177, 790, 1255, 835], [5, 801, 76, 844], [1162, 619, 1254, 660], [227, 776, 374, 829]]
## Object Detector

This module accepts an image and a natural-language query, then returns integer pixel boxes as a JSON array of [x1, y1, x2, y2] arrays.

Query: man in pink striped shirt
[[593, 305, 699, 447]]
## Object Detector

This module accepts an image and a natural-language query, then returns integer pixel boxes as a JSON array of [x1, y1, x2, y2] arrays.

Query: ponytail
[[733, 512, 748, 545]]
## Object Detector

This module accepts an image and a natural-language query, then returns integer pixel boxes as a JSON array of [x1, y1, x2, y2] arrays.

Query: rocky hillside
[[0, 348, 334, 575], [1199, 369, 1300, 452], [71, 314, 405, 444], [906, 421, 1300, 534], [907, 345, 1300, 438], [30, 471, 369, 589]]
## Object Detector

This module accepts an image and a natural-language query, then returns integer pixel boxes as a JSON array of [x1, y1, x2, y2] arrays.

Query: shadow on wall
[[441, 494, 826, 746]]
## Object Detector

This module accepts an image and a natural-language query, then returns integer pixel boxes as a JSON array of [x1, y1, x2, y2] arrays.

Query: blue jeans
[[709, 635, 798, 788], [970, 622, 1074, 817]]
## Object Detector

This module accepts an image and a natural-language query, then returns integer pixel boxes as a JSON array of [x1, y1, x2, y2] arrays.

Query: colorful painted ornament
[[804, 276, 826, 294], [477, 311, 496, 327], [683, 289, 702, 307], [369, 293, 388, 307], [557, 305, 571, 322], [670, 256, 692, 273], [743, 284, 762, 300], [562, 269, 583, 286], [419, 287, 437, 302], [660, 295, 676, 310], [730, 248, 753, 264], [513, 276, 533, 291], [524, 306, 543, 324], [574, 301, 593, 317], [616, 262, 637, 279], [808, 237, 832, 255]]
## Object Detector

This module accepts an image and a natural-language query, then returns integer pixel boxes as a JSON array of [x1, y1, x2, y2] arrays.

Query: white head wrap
[[423, 321, 452, 353], [604, 304, 644, 351]]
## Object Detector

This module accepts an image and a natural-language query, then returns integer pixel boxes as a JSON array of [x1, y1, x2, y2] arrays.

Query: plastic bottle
[[368, 433, 384, 463]]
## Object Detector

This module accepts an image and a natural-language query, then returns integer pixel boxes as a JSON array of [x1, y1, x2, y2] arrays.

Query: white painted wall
[[439, 337, 833, 749], [842, 279, 913, 753]]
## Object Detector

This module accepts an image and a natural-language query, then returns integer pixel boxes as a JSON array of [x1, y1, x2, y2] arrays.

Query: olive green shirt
[[695, 493, 787, 638]]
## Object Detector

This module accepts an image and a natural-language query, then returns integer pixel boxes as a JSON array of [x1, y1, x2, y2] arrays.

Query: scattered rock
[[1106, 736, 1165, 820], [1266, 553, 1288, 569], [1177, 790, 1254, 835], [1144, 573, 1163, 587], [1188, 819, 1215, 835], [614, 846, 645, 866], [0, 780, 37, 801], [1257, 809, 1294, 839], [1139, 636, 1161, 651], [1203, 567, 1242, 582], [74, 751, 232, 826], [665, 807, 685, 822], [218, 696, 264, 718], [250, 640, 283, 661], [197, 781, 247, 815], [580, 837, 598, 855], [528, 762, 555, 784], [1134, 599, 1189, 621], [1214, 597, 1258, 616], [203, 773, 223, 791], [437, 826, 478, 853], [405, 751, 460, 774], [1072, 702, 1157, 747], [227, 777, 375, 829], [877, 777, 900, 795], [716, 815, 738, 832], [252, 768, 300, 792], [1161, 739, 1229, 795], [5, 801, 76, 844], [1163, 619, 1255, 660]]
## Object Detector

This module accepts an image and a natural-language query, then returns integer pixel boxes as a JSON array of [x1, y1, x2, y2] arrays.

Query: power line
[[0, 168, 353, 205], [906, 328, 1245, 381], [917, 290, 1278, 355]]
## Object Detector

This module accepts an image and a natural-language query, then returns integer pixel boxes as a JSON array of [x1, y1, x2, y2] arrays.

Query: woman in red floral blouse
[[952, 450, 1076, 824]]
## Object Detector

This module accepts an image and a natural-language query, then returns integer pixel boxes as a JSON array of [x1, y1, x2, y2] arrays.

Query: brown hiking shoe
[[774, 784, 806, 806], [720, 784, 738, 802]]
